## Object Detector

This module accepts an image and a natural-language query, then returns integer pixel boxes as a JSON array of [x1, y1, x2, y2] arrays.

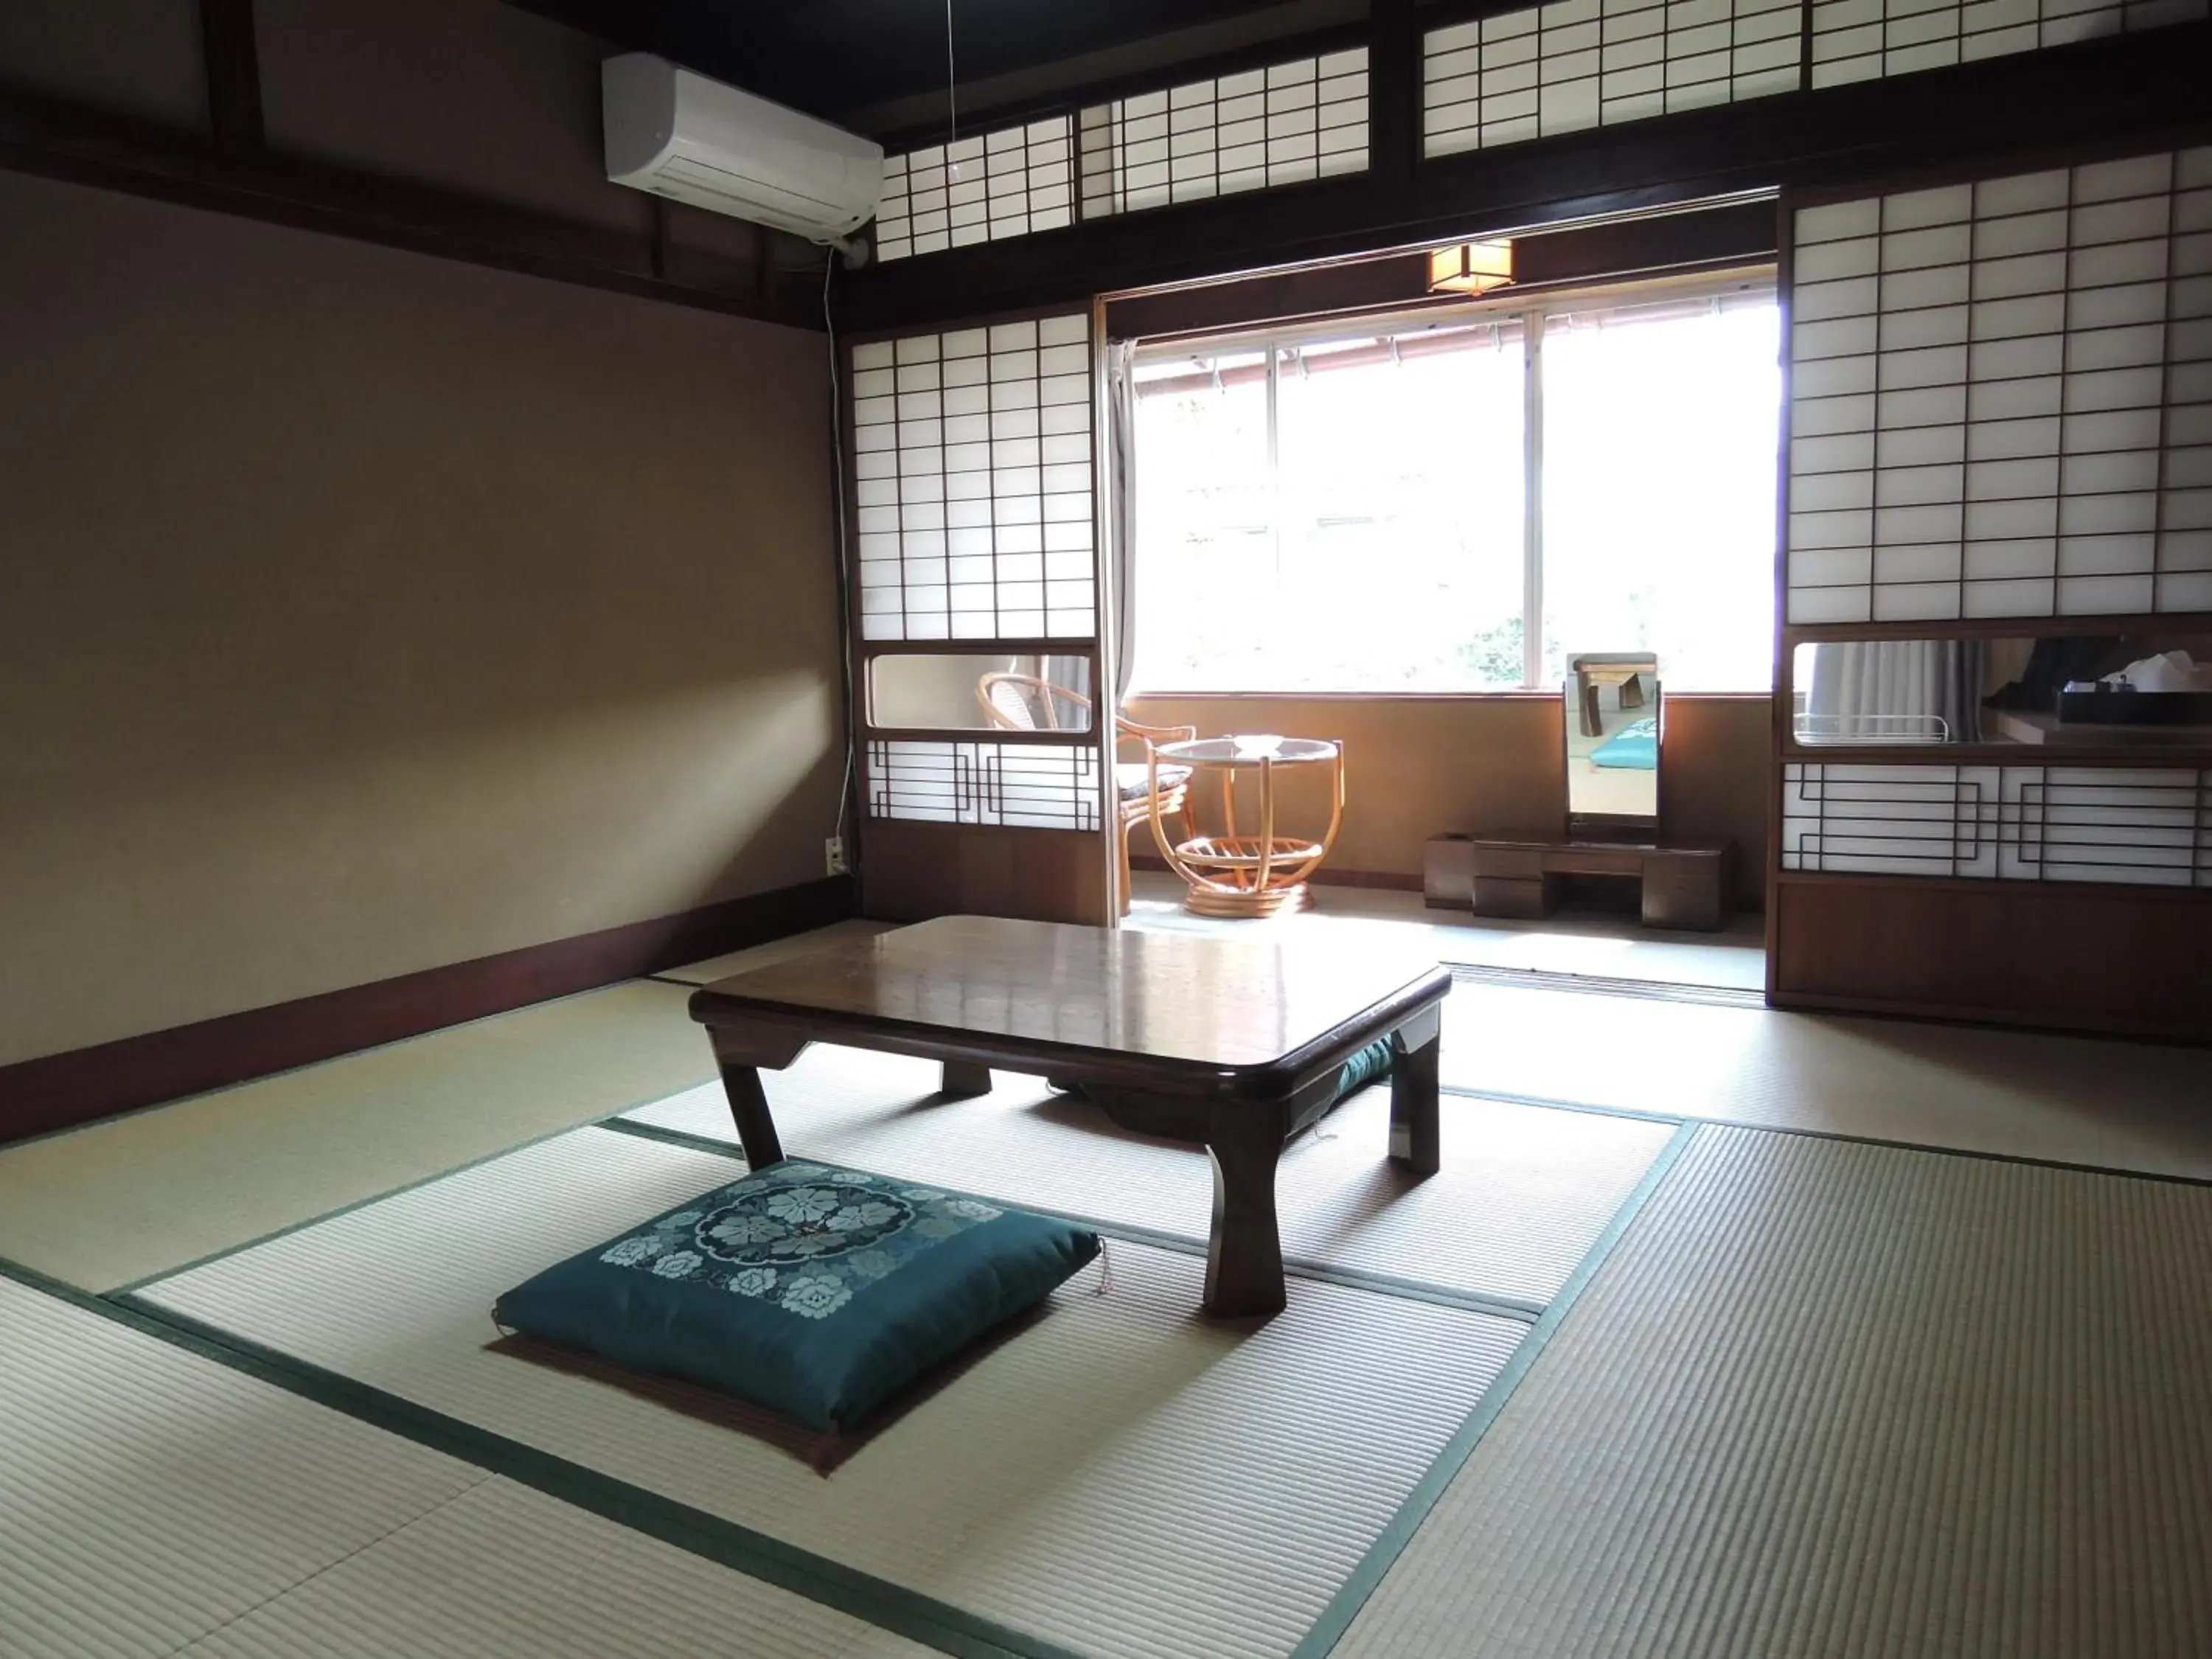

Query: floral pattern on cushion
[[596, 1163, 1001, 1320]]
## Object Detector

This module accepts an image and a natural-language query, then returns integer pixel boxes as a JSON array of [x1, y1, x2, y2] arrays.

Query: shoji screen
[[1077, 48, 1370, 217], [874, 119, 1076, 264], [1422, 0, 1802, 159], [851, 315, 1096, 641], [845, 310, 1110, 922], [1787, 146, 2212, 625], [1774, 145, 2212, 1042], [1421, 1, 2207, 161], [1808, 0, 2208, 88]]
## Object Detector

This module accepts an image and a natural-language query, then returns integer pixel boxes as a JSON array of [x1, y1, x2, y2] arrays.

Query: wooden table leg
[[1203, 1108, 1287, 1319], [705, 1025, 807, 1170], [939, 1061, 993, 1099], [1389, 1007, 1441, 1177], [717, 1061, 786, 1169]]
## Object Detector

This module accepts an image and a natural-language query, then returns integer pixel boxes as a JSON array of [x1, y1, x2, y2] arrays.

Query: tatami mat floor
[[1332, 1126, 2212, 1659], [1127, 872, 1769, 990], [3, 910, 2209, 1658], [134, 1127, 1528, 1659]]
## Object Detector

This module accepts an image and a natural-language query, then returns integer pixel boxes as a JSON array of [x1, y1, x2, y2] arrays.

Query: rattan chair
[[976, 672, 1195, 916]]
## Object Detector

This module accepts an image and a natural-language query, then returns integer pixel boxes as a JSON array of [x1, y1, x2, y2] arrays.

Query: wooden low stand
[[1425, 831, 1736, 931], [687, 917, 1449, 1320]]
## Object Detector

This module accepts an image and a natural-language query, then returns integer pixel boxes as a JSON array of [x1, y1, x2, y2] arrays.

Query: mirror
[[1790, 634, 2212, 751], [868, 653, 1095, 733], [1565, 653, 1660, 829]]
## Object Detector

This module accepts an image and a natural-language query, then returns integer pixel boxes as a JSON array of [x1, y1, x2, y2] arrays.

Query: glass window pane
[[1540, 293, 1781, 692], [1131, 327, 1526, 691], [869, 653, 1094, 731], [1275, 330, 1526, 690], [1130, 350, 1274, 689]]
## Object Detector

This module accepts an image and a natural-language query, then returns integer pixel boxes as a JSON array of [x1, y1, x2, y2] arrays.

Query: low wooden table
[[687, 916, 1450, 1319]]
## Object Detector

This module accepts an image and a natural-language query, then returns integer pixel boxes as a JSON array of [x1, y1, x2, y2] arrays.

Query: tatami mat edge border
[[93, 1074, 717, 1296], [595, 1116, 1554, 1321], [1286, 1119, 1700, 1659], [1442, 1084, 2212, 1189], [0, 1250, 1071, 1659]]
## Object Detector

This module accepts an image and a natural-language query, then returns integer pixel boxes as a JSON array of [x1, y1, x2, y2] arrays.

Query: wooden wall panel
[[1771, 874, 2212, 1040], [1659, 696, 1772, 904], [860, 821, 1109, 926]]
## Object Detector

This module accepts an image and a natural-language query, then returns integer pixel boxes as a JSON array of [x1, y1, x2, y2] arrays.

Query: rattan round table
[[1146, 734, 1344, 918]]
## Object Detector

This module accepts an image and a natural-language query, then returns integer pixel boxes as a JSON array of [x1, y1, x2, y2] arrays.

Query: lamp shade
[[1428, 240, 1514, 295]]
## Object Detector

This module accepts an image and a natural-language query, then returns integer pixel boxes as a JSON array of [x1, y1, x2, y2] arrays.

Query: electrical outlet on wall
[[824, 837, 848, 876]]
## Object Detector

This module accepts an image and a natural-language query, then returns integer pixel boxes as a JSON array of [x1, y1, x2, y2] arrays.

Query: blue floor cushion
[[494, 1159, 1100, 1433]]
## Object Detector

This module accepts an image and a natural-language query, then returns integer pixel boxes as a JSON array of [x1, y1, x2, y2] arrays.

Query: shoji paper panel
[[1787, 147, 2212, 624], [1781, 762, 2211, 883], [1809, 0, 2208, 88], [1078, 49, 1368, 217], [851, 314, 1096, 641], [1421, 0, 1801, 159], [874, 118, 1075, 263], [865, 740, 1103, 830]]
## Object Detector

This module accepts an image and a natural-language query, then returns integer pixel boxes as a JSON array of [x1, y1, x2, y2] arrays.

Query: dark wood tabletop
[[688, 914, 1449, 1086], [686, 915, 1453, 1319]]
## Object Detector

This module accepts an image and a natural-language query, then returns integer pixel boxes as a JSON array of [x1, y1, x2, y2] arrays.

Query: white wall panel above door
[[1787, 147, 2212, 624]]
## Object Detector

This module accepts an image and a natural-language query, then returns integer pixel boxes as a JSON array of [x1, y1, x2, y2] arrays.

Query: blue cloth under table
[[1590, 716, 1658, 770]]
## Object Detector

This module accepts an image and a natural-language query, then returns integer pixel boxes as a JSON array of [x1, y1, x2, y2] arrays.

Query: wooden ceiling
[[507, 0, 1315, 132]]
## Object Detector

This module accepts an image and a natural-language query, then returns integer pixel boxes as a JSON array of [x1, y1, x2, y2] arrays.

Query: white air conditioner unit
[[602, 53, 883, 243]]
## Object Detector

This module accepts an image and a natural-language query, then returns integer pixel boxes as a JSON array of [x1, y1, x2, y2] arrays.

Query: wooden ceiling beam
[[200, 0, 265, 148], [0, 83, 825, 331]]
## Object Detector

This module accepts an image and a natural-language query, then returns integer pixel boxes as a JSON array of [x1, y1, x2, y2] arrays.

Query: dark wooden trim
[[860, 725, 1103, 746], [1781, 742, 2212, 769], [199, 0, 264, 148], [1769, 873, 2212, 1043], [845, 27, 2212, 332], [862, 636, 1101, 656], [1772, 869, 2212, 902], [1103, 198, 1778, 340], [1368, 0, 1418, 188], [1781, 611, 2212, 644], [1766, 187, 1795, 997], [1106, 252, 1441, 341], [0, 83, 824, 330], [0, 877, 856, 1146], [1512, 198, 1777, 285], [1127, 689, 1563, 702], [1766, 985, 2211, 1046]]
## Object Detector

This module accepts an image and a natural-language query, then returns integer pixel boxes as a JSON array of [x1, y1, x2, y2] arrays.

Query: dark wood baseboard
[[0, 876, 855, 1146], [1770, 874, 2211, 1044]]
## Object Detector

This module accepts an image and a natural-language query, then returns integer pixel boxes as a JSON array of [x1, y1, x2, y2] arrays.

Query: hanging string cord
[[825, 254, 857, 865], [946, 0, 958, 150]]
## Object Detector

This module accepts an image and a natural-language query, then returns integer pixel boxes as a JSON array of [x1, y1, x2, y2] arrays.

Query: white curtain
[[1806, 641, 1984, 743], [1107, 338, 1140, 702]]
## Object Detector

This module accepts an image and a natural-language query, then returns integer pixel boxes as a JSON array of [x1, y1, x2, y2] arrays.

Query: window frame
[[1125, 265, 1781, 695]]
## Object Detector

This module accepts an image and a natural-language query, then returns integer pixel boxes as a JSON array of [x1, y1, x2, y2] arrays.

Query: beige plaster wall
[[0, 170, 841, 1065]]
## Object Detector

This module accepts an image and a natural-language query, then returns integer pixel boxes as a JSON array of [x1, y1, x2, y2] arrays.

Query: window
[[1128, 276, 1781, 692]]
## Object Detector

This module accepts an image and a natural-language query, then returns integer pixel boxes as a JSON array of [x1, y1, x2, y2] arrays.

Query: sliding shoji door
[[844, 310, 1116, 924], [1770, 144, 2212, 1040]]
